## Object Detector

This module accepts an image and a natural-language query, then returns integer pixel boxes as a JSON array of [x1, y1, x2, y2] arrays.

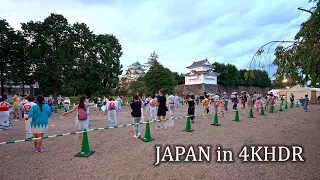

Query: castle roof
[[128, 61, 142, 67], [184, 69, 220, 77], [186, 58, 212, 69]]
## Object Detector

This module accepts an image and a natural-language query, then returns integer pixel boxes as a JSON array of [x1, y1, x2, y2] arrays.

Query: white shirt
[[63, 99, 70, 105], [23, 102, 36, 117], [168, 95, 175, 104], [213, 95, 220, 102]]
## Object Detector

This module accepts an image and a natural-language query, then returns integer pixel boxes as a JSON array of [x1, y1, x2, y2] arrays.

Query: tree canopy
[[250, 0, 320, 87], [0, 13, 123, 102], [213, 62, 271, 88]]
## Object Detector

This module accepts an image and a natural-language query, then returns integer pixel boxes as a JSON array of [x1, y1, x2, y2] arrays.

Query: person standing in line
[[156, 90, 167, 130], [303, 95, 309, 112], [0, 96, 12, 131], [202, 95, 210, 118], [21, 96, 29, 118], [168, 92, 175, 119], [63, 97, 71, 112], [187, 95, 196, 123], [290, 93, 295, 104], [223, 92, 229, 112], [213, 93, 220, 113], [23, 96, 36, 139], [61, 96, 92, 145], [27, 96, 52, 152], [12, 94, 21, 119], [106, 97, 118, 127], [93, 97, 98, 111], [129, 95, 142, 138]]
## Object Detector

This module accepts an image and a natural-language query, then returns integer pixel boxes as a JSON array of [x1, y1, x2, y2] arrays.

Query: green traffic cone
[[184, 117, 194, 132], [74, 129, 95, 157], [211, 113, 221, 126], [281, 100, 284, 105], [284, 102, 288, 109], [295, 101, 299, 107], [260, 106, 265, 115], [233, 110, 240, 122], [279, 104, 283, 111], [53, 106, 58, 113], [290, 102, 293, 108], [269, 105, 274, 113], [249, 107, 255, 118], [142, 121, 155, 142]]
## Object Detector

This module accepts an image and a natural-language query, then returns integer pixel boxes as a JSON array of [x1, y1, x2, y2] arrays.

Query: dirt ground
[[0, 103, 319, 180]]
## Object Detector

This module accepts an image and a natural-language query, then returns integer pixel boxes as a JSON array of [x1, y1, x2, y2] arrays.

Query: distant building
[[120, 61, 146, 87], [0, 83, 39, 99], [185, 59, 220, 85]]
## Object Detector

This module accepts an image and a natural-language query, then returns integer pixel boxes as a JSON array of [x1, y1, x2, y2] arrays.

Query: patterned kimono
[[255, 99, 263, 113], [0, 101, 12, 130], [218, 99, 225, 117]]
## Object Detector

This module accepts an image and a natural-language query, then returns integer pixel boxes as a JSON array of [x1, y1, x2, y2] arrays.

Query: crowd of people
[[0, 89, 312, 153]]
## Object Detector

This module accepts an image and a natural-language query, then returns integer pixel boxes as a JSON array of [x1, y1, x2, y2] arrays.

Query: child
[[303, 95, 309, 112], [23, 96, 36, 139], [130, 95, 142, 138], [255, 97, 263, 113], [107, 97, 117, 127], [63, 97, 71, 112], [218, 97, 225, 117], [202, 95, 210, 118]]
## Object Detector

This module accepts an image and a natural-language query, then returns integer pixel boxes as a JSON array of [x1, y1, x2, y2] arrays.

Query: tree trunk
[[0, 68, 4, 97], [22, 79, 25, 96], [53, 81, 58, 104]]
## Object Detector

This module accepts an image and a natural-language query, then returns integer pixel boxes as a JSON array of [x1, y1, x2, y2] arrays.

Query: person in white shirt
[[21, 96, 29, 118], [63, 97, 71, 112], [167, 92, 175, 119], [23, 96, 37, 138]]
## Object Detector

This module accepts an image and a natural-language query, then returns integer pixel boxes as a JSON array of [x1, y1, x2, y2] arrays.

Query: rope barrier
[[0, 105, 274, 145]]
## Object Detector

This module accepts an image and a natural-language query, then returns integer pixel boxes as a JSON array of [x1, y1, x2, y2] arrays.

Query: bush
[[69, 96, 80, 105]]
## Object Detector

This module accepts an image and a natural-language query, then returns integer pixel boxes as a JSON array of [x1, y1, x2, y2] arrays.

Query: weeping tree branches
[[248, 1, 320, 86]]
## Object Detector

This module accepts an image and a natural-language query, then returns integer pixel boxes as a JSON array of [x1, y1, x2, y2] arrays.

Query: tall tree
[[143, 61, 177, 94], [0, 19, 17, 96], [145, 51, 159, 67], [22, 13, 76, 103], [96, 34, 123, 90]]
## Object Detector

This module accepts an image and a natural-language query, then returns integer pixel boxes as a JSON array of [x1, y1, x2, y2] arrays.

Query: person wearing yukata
[[23, 96, 36, 139], [21, 96, 29, 118], [47, 95, 53, 112], [107, 97, 118, 127], [255, 97, 263, 113], [57, 95, 62, 106], [102, 96, 108, 115], [12, 94, 21, 119], [63, 97, 71, 112], [0, 96, 12, 131], [202, 95, 210, 118], [174, 95, 180, 108], [116, 96, 123, 111], [218, 97, 225, 117], [149, 96, 157, 121]]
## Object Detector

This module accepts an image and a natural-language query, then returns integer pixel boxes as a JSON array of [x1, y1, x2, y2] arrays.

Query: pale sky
[[0, 0, 314, 76]]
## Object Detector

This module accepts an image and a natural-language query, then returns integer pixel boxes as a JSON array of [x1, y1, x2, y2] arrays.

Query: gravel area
[[0, 103, 319, 180]]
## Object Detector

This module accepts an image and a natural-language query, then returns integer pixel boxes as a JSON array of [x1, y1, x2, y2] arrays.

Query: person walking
[[27, 96, 52, 152], [187, 95, 196, 123]]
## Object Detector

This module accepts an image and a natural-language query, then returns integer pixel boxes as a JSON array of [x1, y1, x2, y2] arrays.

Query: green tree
[[21, 13, 76, 103], [0, 19, 17, 96], [212, 62, 240, 88], [143, 61, 177, 94], [250, 0, 320, 86], [146, 51, 159, 67], [96, 34, 123, 90]]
